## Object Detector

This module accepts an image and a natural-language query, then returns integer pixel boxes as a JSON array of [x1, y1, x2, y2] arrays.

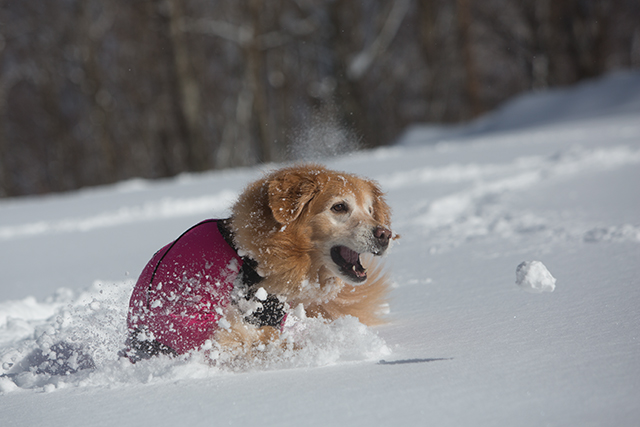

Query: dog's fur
[[215, 164, 396, 353]]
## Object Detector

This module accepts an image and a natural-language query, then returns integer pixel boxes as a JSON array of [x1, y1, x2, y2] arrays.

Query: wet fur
[[217, 164, 395, 353]]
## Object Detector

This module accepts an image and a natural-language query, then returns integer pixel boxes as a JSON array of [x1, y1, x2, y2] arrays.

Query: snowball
[[516, 261, 556, 293], [254, 287, 268, 301]]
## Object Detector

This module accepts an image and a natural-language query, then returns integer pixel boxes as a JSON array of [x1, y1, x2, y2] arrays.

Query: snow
[[254, 287, 268, 301], [515, 261, 556, 293], [1, 70, 640, 426]]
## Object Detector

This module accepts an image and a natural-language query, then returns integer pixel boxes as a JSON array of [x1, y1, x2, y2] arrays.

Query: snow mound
[[515, 261, 556, 293], [0, 282, 388, 393], [397, 70, 640, 146]]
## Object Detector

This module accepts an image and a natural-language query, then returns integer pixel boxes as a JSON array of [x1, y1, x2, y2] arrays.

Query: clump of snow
[[0, 375, 18, 393], [515, 261, 556, 293], [0, 281, 388, 393], [254, 287, 268, 301], [204, 315, 389, 372]]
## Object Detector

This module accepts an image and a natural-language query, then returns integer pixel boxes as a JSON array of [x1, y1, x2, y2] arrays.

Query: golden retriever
[[125, 164, 395, 361], [217, 164, 395, 350]]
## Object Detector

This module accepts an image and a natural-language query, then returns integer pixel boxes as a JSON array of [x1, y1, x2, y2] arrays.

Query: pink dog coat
[[127, 220, 243, 355]]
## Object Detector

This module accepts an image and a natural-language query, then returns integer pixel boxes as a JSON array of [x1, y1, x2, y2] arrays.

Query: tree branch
[[347, 0, 411, 80]]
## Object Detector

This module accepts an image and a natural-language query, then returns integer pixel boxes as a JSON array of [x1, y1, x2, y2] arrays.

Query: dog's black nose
[[374, 226, 391, 248]]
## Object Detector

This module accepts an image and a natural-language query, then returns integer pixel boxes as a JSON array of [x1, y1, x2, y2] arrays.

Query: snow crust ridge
[[0, 191, 237, 241], [400, 145, 640, 252]]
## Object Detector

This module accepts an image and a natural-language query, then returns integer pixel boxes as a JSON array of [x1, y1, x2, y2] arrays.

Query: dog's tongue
[[340, 246, 360, 264]]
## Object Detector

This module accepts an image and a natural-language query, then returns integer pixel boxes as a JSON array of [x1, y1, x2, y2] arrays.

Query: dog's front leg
[[214, 314, 282, 358]]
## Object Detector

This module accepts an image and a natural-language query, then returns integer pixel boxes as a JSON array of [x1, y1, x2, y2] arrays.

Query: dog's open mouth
[[331, 246, 367, 283]]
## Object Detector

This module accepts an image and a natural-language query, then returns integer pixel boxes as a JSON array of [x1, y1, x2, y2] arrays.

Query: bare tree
[[166, 0, 207, 171], [347, 0, 411, 81], [456, 0, 482, 117], [1, 0, 638, 197]]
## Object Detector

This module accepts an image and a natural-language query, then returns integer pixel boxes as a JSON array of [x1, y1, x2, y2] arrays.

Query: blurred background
[[1, 0, 638, 198]]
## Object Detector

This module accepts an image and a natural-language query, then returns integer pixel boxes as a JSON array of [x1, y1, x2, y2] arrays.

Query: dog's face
[[267, 165, 393, 285]]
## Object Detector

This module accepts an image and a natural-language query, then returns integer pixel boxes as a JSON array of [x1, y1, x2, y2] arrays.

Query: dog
[[124, 164, 396, 362]]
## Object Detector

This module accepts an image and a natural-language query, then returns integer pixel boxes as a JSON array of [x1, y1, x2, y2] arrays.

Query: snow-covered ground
[[1, 71, 639, 426]]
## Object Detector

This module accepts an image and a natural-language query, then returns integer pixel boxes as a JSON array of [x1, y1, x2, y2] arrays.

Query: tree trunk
[[456, 0, 482, 117], [247, 0, 274, 163], [166, 0, 207, 171]]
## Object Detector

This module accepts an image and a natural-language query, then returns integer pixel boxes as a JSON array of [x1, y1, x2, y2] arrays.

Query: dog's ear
[[268, 172, 318, 224], [368, 180, 392, 227]]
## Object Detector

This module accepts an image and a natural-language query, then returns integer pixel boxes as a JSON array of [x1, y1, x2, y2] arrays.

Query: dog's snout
[[374, 226, 391, 248]]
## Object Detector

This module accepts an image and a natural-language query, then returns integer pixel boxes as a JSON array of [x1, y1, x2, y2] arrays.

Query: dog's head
[[266, 165, 394, 285]]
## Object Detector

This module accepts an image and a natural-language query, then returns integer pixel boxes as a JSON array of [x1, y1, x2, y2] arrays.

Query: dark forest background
[[1, 0, 639, 197]]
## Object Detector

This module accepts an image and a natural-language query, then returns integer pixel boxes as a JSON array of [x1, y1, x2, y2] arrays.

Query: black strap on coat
[[217, 219, 286, 328]]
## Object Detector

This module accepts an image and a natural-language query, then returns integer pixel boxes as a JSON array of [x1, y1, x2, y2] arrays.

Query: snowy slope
[[1, 71, 640, 426]]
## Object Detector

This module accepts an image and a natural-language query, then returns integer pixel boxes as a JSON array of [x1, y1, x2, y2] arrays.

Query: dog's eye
[[331, 203, 348, 213]]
